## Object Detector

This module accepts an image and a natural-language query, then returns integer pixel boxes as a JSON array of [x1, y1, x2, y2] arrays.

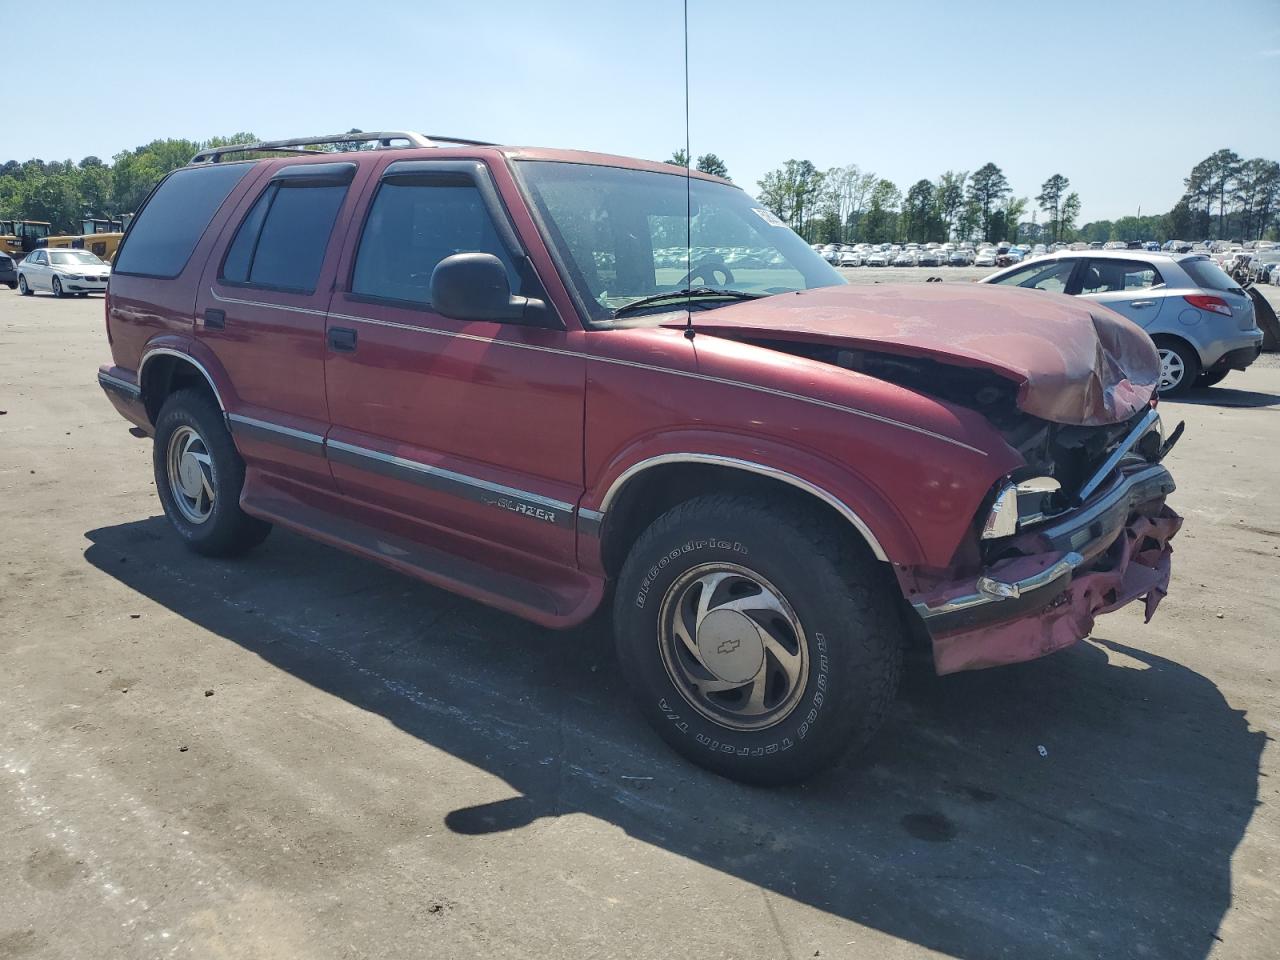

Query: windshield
[[50, 250, 105, 266], [518, 161, 842, 322]]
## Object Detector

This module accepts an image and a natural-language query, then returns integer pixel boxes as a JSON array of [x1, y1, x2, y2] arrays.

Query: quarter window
[[351, 180, 521, 306], [1080, 259, 1162, 293], [220, 182, 347, 293], [114, 163, 251, 277]]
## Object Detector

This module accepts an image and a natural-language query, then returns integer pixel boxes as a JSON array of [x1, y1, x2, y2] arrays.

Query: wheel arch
[[138, 348, 226, 424], [594, 454, 907, 578]]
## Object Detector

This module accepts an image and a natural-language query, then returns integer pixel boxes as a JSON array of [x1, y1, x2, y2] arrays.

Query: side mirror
[[430, 252, 551, 326]]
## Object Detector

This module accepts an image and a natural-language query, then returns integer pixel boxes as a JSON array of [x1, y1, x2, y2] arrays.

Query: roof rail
[[188, 131, 495, 164]]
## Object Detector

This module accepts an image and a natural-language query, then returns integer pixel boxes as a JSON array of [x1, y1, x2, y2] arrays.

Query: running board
[[242, 479, 601, 628]]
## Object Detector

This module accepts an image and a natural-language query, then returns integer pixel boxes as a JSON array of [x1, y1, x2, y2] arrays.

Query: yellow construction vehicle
[[41, 217, 129, 261], [0, 220, 52, 258]]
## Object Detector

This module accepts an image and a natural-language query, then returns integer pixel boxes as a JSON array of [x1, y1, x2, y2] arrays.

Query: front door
[[195, 160, 369, 492], [322, 158, 586, 566]]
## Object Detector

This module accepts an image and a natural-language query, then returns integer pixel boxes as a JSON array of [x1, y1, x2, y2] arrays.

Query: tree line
[[3, 133, 1276, 248], [732, 150, 1278, 246]]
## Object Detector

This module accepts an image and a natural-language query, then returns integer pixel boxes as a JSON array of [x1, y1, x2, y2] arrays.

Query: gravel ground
[[1, 287, 1277, 960]]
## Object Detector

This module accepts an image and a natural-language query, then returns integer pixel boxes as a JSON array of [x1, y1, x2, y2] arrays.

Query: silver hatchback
[[982, 251, 1263, 394]]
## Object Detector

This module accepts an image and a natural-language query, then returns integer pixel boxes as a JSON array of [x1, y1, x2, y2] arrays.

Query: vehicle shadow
[[1169, 386, 1280, 409], [83, 518, 1264, 960]]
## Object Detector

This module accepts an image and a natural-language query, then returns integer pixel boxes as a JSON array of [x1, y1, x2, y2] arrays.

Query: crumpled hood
[[669, 283, 1160, 426]]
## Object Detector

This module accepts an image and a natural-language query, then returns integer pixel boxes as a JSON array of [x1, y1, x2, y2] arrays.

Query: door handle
[[202, 307, 226, 329], [1130, 300, 1155, 308], [328, 327, 357, 352]]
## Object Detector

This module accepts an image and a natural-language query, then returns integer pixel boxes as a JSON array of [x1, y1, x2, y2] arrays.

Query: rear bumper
[[97, 365, 151, 433], [1205, 341, 1263, 373], [911, 462, 1180, 674]]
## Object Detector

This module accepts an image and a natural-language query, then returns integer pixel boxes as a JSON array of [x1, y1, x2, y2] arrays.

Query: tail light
[[1184, 294, 1232, 317]]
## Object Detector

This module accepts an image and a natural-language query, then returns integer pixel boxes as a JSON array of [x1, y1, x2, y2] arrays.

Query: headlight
[[64, 274, 83, 280]]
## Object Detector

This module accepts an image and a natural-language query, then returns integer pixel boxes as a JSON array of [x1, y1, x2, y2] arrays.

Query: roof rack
[[188, 131, 495, 164]]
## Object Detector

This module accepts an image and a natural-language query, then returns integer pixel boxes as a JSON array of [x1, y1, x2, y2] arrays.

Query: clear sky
[[10, 0, 1279, 223]]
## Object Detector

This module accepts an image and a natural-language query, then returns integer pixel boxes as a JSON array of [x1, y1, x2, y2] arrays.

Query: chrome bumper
[[913, 461, 1175, 630]]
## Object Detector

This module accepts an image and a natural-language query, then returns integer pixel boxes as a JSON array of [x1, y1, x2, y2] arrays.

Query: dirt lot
[[1, 286, 1277, 960]]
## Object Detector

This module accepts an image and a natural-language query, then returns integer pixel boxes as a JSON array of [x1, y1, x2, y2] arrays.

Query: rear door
[[195, 160, 369, 491], [1071, 257, 1167, 328]]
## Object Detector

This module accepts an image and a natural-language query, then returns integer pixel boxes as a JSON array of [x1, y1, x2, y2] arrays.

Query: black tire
[[51, 276, 63, 298], [1153, 337, 1200, 397], [153, 388, 271, 557], [1196, 370, 1229, 389], [613, 494, 902, 785], [17, 274, 32, 296]]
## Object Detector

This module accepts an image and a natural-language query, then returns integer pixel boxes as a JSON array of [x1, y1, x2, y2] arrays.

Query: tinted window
[[351, 181, 521, 306], [114, 163, 251, 277], [221, 183, 347, 292], [1080, 259, 1162, 293], [1180, 256, 1239, 292], [991, 259, 1076, 293]]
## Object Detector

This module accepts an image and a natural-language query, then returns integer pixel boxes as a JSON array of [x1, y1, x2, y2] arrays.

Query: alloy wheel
[[1158, 348, 1185, 392], [165, 425, 215, 524], [657, 563, 809, 731]]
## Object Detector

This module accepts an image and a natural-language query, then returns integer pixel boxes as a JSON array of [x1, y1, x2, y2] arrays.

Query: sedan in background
[[982, 250, 1263, 394], [16, 248, 111, 297], [974, 248, 997, 267]]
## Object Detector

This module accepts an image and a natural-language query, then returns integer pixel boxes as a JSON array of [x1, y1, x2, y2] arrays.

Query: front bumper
[[63, 276, 109, 292], [911, 462, 1180, 674]]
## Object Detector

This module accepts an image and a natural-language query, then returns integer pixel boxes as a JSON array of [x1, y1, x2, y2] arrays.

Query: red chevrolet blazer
[[97, 132, 1181, 783]]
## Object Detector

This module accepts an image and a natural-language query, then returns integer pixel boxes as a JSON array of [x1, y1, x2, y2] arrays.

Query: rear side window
[[351, 181, 521, 306], [221, 182, 348, 293], [1180, 256, 1239, 293], [113, 164, 251, 277], [1080, 259, 1162, 293]]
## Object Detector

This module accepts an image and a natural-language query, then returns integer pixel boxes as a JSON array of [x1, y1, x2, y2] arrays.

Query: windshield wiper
[[612, 287, 764, 319]]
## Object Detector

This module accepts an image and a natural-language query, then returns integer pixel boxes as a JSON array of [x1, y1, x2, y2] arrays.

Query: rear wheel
[[17, 275, 32, 296], [153, 389, 271, 557], [614, 494, 902, 785], [1154, 337, 1199, 397]]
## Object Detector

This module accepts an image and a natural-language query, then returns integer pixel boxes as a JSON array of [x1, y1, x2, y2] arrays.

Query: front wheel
[[51, 276, 64, 298], [614, 494, 902, 785], [17, 275, 32, 295], [153, 389, 272, 557]]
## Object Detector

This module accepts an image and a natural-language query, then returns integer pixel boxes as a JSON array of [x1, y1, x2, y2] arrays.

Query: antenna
[[682, 0, 695, 341]]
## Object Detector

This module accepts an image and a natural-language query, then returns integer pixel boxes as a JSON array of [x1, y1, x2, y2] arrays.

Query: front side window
[[1080, 259, 1162, 294], [518, 161, 841, 322], [114, 163, 251, 277], [351, 180, 521, 306], [991, 259, 1077, 293], [220, 182, 348, 293]]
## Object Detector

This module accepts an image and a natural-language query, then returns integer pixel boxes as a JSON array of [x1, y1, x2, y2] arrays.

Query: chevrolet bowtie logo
[[716, 637, 741, 655]]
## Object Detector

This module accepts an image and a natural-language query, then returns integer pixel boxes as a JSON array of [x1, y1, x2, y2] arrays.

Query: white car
[[974, 248, 997, 267], [17, 248, 111, 297], [838, 251, 862, 267]]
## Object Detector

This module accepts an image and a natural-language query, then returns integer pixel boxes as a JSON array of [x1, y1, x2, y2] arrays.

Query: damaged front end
[[905, 408, 1183, 674]]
